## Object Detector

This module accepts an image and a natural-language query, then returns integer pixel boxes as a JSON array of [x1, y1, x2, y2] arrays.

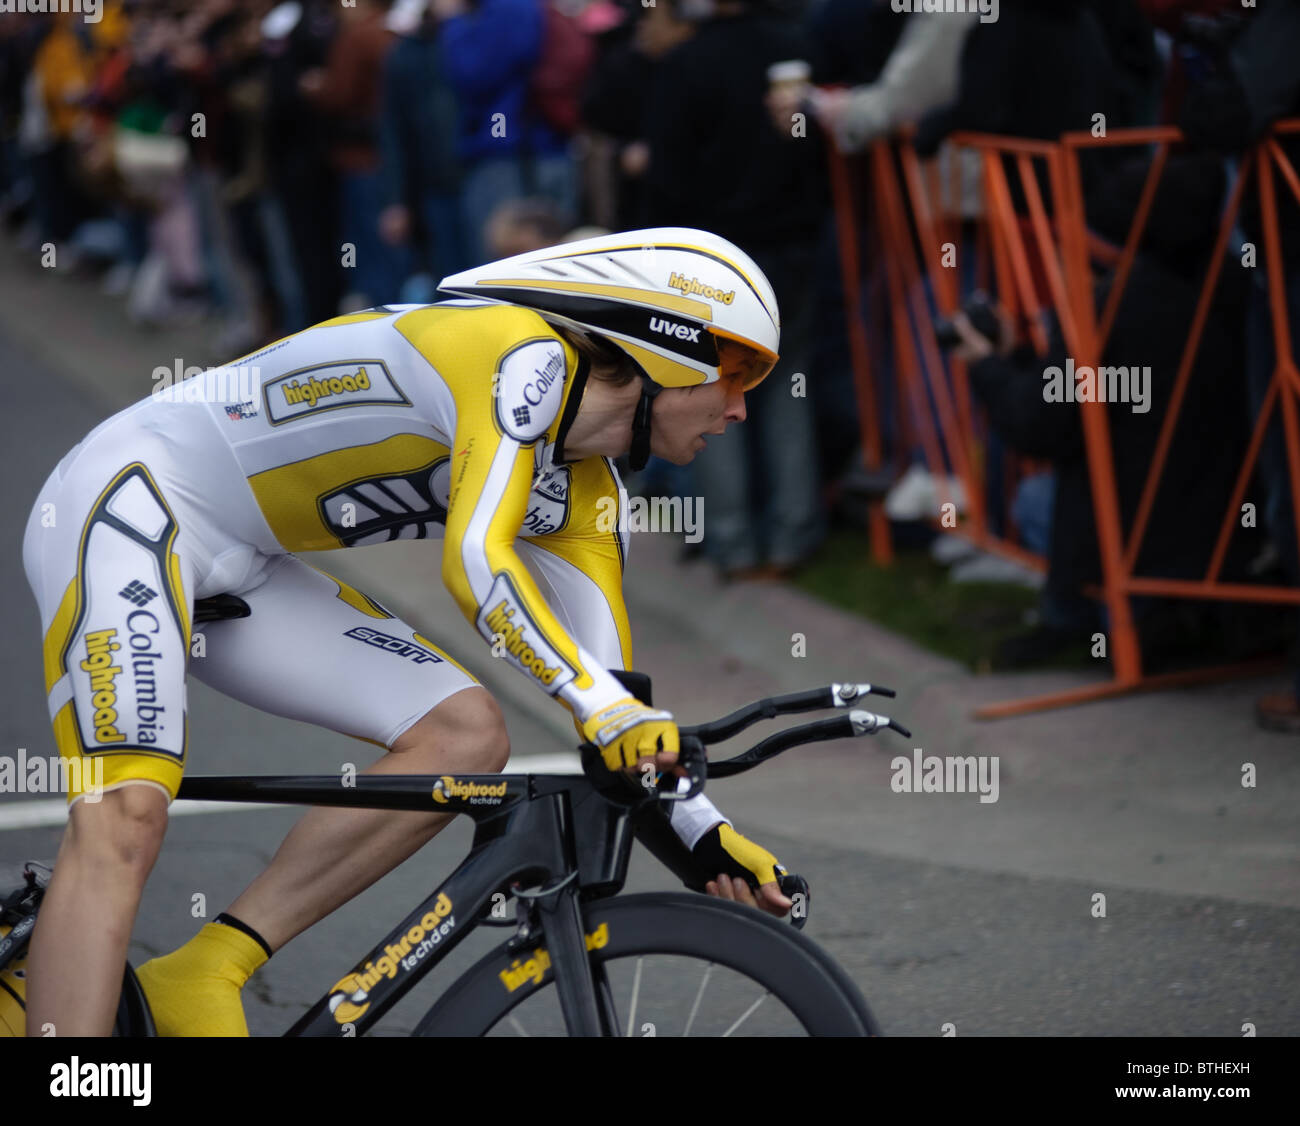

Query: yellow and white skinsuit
[[22, 301, 730, 848]]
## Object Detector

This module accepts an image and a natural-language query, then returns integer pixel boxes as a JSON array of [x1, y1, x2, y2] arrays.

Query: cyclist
[[20, 227, 795, 1037]]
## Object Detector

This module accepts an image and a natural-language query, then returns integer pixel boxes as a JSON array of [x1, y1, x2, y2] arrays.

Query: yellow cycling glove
[[580, 696, 679, 771], [693, 823, 788, 890]]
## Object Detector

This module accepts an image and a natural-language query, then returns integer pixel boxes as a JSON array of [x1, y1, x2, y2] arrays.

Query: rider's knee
[[66, 783, 169, 875], [394, 688, 510, 774]]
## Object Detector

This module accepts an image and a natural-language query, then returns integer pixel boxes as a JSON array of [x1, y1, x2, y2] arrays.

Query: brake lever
[[656, 735, 706, 802], [779, 873, 810, 930], [578, 735, 707, 804]]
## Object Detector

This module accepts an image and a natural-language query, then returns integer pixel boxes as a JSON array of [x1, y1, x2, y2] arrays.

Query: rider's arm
[[513, 498, 732, 852], [435, 317, 639, 731]]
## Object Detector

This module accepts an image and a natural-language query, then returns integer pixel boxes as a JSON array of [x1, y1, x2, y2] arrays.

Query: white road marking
[[0, 798, 281, 831]]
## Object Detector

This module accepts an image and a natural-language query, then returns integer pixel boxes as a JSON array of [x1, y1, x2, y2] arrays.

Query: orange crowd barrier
[[826, 120, 1300, 718]]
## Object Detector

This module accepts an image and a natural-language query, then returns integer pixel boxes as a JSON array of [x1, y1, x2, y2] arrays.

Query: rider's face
[[650, 373, 748, 465]]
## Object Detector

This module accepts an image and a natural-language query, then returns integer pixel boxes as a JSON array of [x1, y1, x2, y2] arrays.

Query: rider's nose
[[728, 385, 747, 423]]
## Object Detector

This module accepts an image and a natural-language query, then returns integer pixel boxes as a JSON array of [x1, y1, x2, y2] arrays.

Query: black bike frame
[[175, 771, 642, 1037], [171, 681, 908, 1036]]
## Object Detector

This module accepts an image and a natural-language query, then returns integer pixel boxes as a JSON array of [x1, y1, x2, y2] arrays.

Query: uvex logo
[[649, 317, 701, 342]]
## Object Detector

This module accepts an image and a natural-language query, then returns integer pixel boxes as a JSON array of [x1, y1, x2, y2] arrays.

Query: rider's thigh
[[190, 554, 485, 751], [23, 416, 202, 808], [390, 686, 510, 771]]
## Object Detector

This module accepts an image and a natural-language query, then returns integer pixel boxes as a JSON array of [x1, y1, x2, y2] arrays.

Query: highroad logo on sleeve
[[475, 573, 575, 694], [262, 360, 410, 425]]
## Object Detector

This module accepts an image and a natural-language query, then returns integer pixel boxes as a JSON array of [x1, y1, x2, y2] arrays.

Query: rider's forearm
[[441, 533, 631, 725], [667, 790, 729, 849]]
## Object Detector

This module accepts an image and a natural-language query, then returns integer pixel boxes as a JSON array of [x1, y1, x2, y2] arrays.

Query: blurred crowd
[[1, 0, 1298, 727]]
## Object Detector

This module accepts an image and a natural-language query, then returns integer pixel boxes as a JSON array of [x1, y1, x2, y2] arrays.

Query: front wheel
[[414, 892, 880, 1036]]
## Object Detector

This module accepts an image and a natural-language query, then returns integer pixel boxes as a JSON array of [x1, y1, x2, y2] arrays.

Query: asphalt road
[[1, 295, 1297, 1037]]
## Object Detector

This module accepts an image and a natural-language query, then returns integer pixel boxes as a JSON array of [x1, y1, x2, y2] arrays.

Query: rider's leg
[[226, 685, 508, 950], [134, 688, 507, 1036], [137, 557, 504, 1034], [25, 783, 169, 1036], [23, 441, 198, 1038]]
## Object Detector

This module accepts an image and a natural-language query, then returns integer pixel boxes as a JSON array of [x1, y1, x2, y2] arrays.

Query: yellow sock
[[134, 921, 268, 1037]]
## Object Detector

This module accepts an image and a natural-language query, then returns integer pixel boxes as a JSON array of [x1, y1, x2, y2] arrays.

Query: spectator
[[774, 2, 981, 499], [300, 0, 398, 309], [1179, 0, 1300, 733], [378, 0, 466, 301], [645, 0, 827, 580], [483, 195, 567, 258], [24, 13, 93, 247], [113, 10, 207, 327], [213, 4, 299, 347], [793, 1, 976, 154], [803, 0, 906, 87], [953, 154, 1255, 670], [580, 0, 694, 231], [263, 0, 340, 326], [912, 0, 1142, 211], [432, 0, 583, 266]]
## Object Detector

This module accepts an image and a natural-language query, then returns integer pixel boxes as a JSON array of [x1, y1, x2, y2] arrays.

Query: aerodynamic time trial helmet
[[436, 227, 781, 392]]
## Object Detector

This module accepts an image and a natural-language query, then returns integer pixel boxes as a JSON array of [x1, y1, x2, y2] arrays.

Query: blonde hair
[[553, 325, 641, 388]]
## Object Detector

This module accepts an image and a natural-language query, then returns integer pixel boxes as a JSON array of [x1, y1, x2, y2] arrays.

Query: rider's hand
[[694, 823, 794, 919], [579, 697, 679, 774], [707, 873, 792, 919]]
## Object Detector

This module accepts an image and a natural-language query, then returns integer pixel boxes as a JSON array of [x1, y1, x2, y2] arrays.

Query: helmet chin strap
[[628, 375, 662, 472]]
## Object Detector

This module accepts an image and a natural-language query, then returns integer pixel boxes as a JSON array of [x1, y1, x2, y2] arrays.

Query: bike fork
[[534, 881, 611, 1036]]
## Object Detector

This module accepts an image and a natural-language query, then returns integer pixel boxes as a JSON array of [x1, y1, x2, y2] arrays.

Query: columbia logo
[[512, 405, 531, 426], [119, 580, 157, 606]]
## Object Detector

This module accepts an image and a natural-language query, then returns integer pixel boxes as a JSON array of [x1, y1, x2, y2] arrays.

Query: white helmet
[[437, 227, 781, 392]]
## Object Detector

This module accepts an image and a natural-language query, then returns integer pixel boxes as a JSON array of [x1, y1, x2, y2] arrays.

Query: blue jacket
[[438, 0, 566, 163]]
